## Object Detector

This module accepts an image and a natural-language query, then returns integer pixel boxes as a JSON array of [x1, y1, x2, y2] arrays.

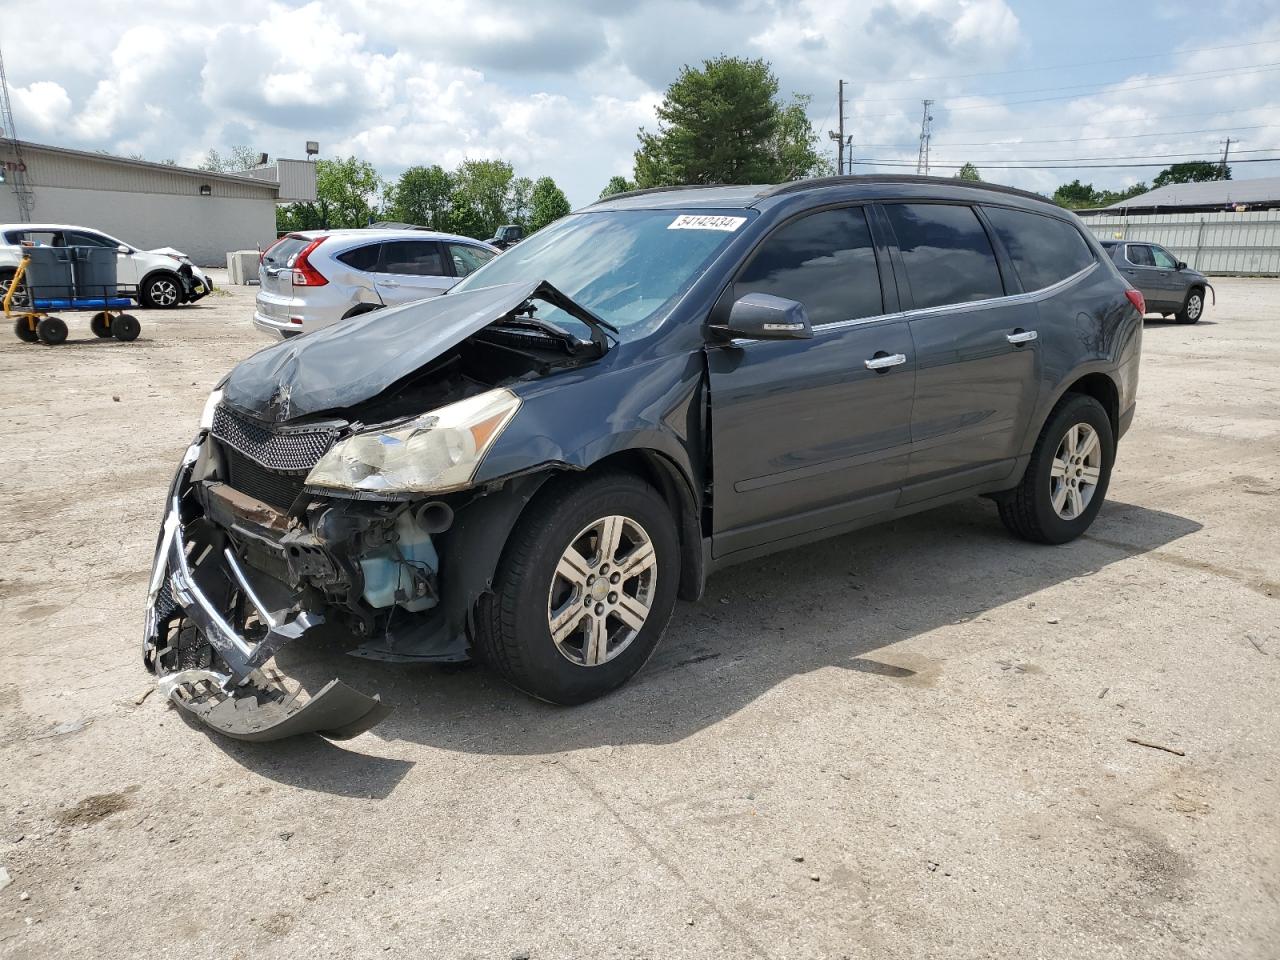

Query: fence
[[1078, 210, 1280, 277]]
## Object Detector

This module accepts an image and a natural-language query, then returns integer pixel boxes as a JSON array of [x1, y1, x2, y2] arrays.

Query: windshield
[[450, 209, 752, 337]]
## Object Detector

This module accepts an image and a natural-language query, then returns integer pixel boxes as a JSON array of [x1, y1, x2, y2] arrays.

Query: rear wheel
[[13, 317, 38, 342], [112, 313, 141, 341], [36, 316, 68, 345], [998, 394, 1114, 544], [90, 311, 114, 338], [475, 472, 679, 704], [1, 268, 29, 308], [1176, 287, 1204, 324]]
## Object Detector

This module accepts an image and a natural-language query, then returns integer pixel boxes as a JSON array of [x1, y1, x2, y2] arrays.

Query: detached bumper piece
[[143, 448, 391, 742]]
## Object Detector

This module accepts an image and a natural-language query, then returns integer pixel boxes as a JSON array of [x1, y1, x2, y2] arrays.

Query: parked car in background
[[146, 176, 1143, 740], [488, 224, 525, 249], [0, 223, 213, 308], [1100, 240, 1212, 324], [253, 229, 500, 338]]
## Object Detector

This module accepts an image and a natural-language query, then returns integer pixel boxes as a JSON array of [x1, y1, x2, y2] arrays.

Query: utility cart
[[5, 245, 142, 344]]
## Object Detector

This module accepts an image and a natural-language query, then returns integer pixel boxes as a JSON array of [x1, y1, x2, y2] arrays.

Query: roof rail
[[587, 183, 745, 205], [761, 174, 1050, 204]]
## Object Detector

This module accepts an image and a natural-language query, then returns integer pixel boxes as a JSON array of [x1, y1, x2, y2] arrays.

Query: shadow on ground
[[209, 497, 1201, 795]]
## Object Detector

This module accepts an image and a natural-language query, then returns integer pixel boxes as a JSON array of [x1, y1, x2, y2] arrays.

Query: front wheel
[[998, 394, 1114, 544], [141, 274, 182, 309], [475, 472, 680, 704], [1176, 287, 1204, 324]]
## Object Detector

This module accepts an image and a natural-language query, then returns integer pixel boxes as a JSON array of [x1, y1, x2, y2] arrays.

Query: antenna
[[916, 99, 934, 176], [0, 44, 34, 221]]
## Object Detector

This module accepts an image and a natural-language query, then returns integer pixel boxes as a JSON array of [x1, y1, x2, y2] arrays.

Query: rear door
[[371, 240, 453, 305], [707, 204, 915, 557], [880, 201, 1041, 502]]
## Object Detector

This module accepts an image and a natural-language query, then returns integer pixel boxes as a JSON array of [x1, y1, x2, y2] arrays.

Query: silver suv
[[253, 229, 499, 337]]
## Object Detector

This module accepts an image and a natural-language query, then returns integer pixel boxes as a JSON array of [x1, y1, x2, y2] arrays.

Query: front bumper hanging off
[[142, 444, 391, 742]]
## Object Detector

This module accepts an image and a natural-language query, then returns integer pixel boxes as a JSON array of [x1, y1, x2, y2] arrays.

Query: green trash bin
[[71, 246, 118, 298], [23, 246, 75, 301]]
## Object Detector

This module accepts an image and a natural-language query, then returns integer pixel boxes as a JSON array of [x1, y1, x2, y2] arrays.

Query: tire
[[111, 313, 141, 341], [1, 268, 29, 309], [998, 393, 1114, 545], [36, 316, 68, 345], [13, 318, 38, 343], [341, 303, 382, 321], [1175, 287, 1204, 324], [90, 311, 114, 338], [140, 273, 182, 309], [474, 471, 680, 704]]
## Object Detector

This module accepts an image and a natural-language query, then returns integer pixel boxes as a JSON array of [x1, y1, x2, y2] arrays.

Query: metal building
[[0, 140, 316, 266], [1077, 177, 1280, 277]]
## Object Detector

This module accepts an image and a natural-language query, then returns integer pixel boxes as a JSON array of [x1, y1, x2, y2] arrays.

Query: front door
[[879, 201, 1041, 502], [371, 240, 455, 306], [707, 205, 915, 557]]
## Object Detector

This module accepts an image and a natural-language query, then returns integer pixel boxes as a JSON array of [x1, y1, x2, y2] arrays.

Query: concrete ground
[[0, 275, 1277, 960]]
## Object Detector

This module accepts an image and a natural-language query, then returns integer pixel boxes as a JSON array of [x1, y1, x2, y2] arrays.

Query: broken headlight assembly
[[306, 387, 521, 494], [199, 388, 223, 430]]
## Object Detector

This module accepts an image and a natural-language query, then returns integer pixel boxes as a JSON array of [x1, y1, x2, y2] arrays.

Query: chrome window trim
[[1124, 243, 1154, 268], [724, 260, 1096, 346]]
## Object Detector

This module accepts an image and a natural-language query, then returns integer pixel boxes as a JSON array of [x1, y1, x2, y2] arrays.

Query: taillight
[[291, 238, 328, 287], [1124, 288, 1145, 315]]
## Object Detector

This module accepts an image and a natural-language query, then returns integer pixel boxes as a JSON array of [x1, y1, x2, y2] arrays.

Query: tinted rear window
[[381, 240, 445, 276], [984, 207, 1095, 292], [263, 236, 311, 267], [883, 203, 1004, 309], [337, 243, 381, 272], [736, 206, 882, 326]]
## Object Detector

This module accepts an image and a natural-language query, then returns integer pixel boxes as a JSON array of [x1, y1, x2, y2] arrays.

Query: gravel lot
[[1, 275, 1278, 960]]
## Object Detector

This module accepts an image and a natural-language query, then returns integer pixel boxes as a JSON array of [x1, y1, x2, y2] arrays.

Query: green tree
[[599, 175, 636, 199], [528, 176, 572, 231], [450, 159, 516, 238], [509, 176, 535, 229], [275, 156, 382, 231], [633, 56, 824, 187], [386, 164, 454, 231], [1152, 161, 1230, 188], [955, 162, 982, 182], [199, 145, 265, 173], [1052, 179, 1101, 209]]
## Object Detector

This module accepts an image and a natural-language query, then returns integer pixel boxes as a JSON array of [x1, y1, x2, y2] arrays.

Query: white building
[[0, 140, 316, 266]]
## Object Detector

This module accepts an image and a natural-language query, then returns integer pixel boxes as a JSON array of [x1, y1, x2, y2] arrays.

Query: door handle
[[864, 353, 907, 371], [1007, 329, 1038, 345], [381, 279, 400, 287]]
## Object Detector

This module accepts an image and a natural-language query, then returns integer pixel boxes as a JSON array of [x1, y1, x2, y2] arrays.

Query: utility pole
[[0, 45, 34, 221], [828, 79, 849, 175], [916, 99, 934, 176], [1219, 137, 1232, 177]]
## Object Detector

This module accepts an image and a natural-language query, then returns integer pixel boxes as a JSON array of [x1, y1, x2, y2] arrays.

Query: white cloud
[[2, 0, 1277, 206]]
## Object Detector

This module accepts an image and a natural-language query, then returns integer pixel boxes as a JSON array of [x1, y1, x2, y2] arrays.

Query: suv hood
[[222, 280, 613, 424]]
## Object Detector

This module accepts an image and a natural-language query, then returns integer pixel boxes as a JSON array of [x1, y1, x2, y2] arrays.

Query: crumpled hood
[[147, 246, 189, 260], [221, 280, 569, 423]]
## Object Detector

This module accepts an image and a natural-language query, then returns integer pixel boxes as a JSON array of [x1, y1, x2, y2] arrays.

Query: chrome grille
[[211, 404, 338, 471]]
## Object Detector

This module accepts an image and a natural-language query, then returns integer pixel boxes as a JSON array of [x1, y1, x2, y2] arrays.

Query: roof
[[287, 228, 497, 248], [1106, 176, 1280, 210], [589, 174, 1054, 211], [5, 138, 281, 193]]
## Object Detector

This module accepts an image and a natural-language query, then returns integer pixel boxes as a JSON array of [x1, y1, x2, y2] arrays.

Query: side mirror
[[1175, 260, 1187, 270], [722, 293, 813, 340], [117, 244, 130, 254]]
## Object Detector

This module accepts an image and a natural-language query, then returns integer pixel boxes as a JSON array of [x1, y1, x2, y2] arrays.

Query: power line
[[842, 37, 1280, 85], [876, 147, 1280, 165], [854, 123, 1280, 150], [851, 156, 1280, 170], [847, 65, 1280, 120], [847, 60, 1280, 104], [917, 106, 1279, 137]]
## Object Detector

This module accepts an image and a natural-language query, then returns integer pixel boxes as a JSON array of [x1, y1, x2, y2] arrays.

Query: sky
[[3, 0, 1280, 207]]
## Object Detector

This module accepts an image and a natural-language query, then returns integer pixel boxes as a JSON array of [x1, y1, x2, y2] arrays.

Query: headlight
[[306, 388, 521, 494], [200, 389, 223, 430]]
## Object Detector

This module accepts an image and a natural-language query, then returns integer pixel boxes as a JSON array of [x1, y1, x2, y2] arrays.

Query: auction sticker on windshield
[[668, 215, 747, 231]]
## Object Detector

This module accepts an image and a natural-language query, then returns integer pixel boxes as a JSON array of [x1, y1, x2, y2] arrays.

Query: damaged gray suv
[[144, 176, 1144, 741]]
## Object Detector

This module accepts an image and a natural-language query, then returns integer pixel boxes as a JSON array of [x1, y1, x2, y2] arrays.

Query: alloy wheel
[[1050, 423, 1102, 520], [1186, 293, 1202, 320], [547, 514, 658, 667], [150, 278, 179, 306]]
